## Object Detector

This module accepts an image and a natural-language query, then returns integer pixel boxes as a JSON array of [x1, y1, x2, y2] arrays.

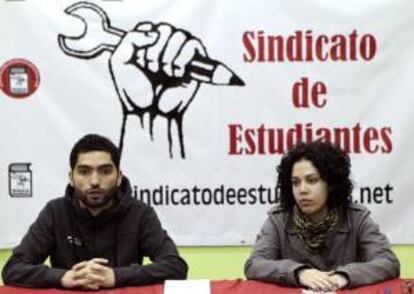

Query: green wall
[[1, 245, 413, 284]]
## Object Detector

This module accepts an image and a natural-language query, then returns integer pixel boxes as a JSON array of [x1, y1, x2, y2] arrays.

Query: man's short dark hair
[[277, 141, 353, 212], [70, 134, 120, 169]]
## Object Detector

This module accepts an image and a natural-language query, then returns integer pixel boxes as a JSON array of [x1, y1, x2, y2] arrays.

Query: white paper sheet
[[164, 279, 210, 294]]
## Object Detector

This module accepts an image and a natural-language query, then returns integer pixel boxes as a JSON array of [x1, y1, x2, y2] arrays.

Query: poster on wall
[[0, 0, 413, 247]]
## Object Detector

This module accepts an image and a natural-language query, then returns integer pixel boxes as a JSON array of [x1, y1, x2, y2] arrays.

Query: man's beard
[[75, 186, 118, 209]]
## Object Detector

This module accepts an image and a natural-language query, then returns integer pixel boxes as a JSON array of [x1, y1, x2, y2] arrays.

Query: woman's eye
[[308, 177, 319, 184]]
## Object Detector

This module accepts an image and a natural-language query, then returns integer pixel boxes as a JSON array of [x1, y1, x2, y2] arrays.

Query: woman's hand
[[298, 268, 342, 291]]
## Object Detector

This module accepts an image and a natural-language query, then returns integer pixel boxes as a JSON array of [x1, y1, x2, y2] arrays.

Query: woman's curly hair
[[277, 141, 353, 212]]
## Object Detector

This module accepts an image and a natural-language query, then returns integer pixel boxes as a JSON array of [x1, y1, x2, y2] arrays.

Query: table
[[0, 279, 412, 294]]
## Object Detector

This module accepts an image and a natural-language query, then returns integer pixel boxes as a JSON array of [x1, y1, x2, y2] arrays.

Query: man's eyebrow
[[75, 164, 115, 169], [98, 164, 116, 169], [75, 165, 92, 169]]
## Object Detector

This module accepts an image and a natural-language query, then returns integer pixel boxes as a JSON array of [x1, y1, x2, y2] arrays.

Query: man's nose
[[90, 171, 100, 187]]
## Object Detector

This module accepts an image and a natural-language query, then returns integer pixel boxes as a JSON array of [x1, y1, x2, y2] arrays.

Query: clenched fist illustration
[[109, 22, 208, 158], [59, 2, 244, 159]]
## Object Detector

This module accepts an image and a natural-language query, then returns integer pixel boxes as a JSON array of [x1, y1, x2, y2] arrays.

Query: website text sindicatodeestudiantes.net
[[133, 184, 394, 206]]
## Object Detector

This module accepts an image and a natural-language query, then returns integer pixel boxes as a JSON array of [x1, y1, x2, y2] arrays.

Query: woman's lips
[[298, 199, 312, 207]]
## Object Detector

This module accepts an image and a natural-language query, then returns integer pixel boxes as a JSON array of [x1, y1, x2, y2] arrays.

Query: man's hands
[[60, 258, 115, 290], [298, 268, 349, 291]]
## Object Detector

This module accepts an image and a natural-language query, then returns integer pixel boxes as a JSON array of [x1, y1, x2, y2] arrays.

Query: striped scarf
[[293, 205, 338, 253]]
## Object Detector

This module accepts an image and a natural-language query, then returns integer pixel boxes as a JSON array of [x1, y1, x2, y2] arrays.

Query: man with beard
[[2, 134, 188, 290]]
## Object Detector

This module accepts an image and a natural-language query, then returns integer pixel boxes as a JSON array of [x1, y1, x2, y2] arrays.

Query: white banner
[[0, 0, 413, 247]]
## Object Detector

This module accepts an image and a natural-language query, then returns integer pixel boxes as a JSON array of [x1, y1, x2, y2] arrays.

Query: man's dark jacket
[[1, 177, 188, 288]]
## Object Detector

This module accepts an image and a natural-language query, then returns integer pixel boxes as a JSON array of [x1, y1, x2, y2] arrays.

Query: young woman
[[244, 142, 400, 291]]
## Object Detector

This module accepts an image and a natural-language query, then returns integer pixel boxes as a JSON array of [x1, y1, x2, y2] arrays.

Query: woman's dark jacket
[[244, 203, 400, 288]]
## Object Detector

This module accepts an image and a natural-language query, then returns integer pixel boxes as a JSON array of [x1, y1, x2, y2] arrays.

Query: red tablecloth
[[0, 284, 164, 294], [0, 279, 412, 294], [212, 279, 413, 293]]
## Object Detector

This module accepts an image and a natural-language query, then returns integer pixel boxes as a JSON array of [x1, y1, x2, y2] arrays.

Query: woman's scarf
[[293, 205, 338, 252]]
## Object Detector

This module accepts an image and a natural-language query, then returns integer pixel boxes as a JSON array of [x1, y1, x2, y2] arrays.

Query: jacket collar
[[64, 176, 134, 222]]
